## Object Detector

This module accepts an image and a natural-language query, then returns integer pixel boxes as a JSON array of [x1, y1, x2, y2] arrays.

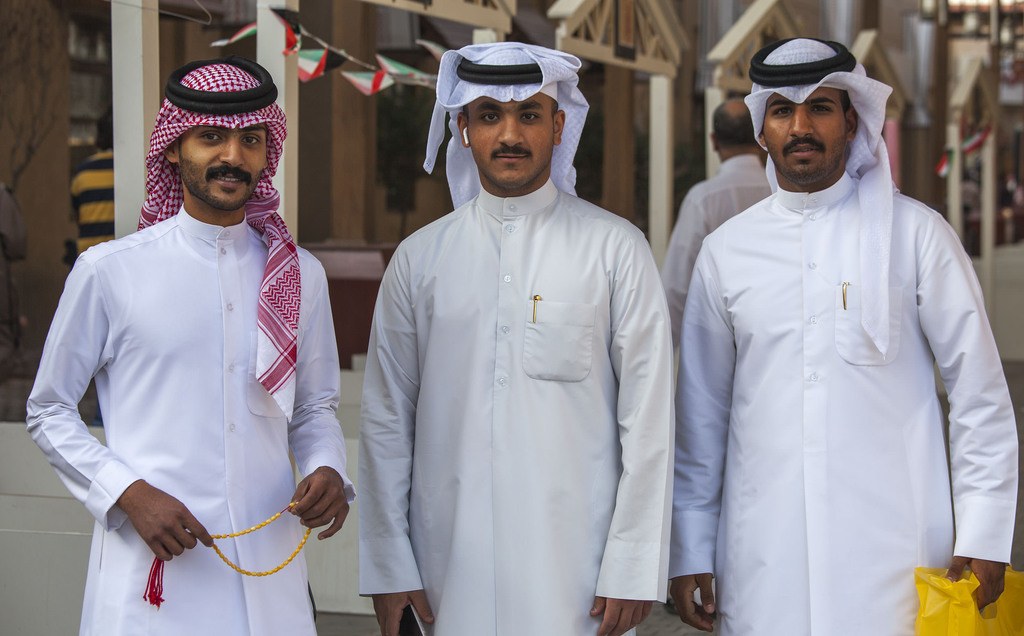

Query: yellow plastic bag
[[915, 566, 1024, 635]]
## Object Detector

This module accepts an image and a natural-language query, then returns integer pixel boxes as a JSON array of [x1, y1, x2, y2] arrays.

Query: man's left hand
[[590, 596, 653, 636], [290, 466, 349, 540], [946, 555, 1006, 610]]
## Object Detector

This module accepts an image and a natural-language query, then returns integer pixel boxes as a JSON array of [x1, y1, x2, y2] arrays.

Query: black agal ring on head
[[165, 56, 278, 115], [456, 60, 544, 85], [748, 38, 856, 87]]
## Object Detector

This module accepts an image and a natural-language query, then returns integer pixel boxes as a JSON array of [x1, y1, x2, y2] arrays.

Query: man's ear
[[456, 112, 470, 148], [845, 107, 859, 142], [552, 109, 566, 146], [164, 140, 180, 165]]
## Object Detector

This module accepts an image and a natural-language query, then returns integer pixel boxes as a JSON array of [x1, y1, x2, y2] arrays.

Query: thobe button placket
[[505, 224, 516, 234], [809, 315, 818, 325], [808, 372, 819, 382], [496, 377, 508, 387], [501, 325, 510, 334], [226, 302, 234, 311], [808, 262, 818, 270], [228, 422, 236, 432], [220, 247, 227, 255], [503, 274, 512, 283], [809, 213, 817, 221], [228, 363, 235, 372]]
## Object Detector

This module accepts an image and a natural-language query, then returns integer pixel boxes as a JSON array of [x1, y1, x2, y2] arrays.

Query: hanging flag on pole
[[210, 22, 257, 47]]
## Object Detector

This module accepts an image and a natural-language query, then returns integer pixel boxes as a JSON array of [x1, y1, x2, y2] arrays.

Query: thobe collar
[[717, 153, 763, 178], [476, 179, 559, 220], [774, 172, 855, 215], [176, 206, 254, 256]]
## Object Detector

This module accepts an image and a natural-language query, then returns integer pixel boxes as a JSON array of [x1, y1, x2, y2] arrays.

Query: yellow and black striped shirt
[[70, 150, 115, 253]]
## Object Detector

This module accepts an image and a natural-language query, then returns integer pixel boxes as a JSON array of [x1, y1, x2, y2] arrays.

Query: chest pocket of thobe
[[247, 332, 287, 418], [834, 283, 903, 366], [523, 300, 596, 382]]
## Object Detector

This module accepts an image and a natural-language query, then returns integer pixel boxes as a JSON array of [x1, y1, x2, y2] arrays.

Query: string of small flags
[[935, 125, 992, 178], [210, 8, 443, 95]]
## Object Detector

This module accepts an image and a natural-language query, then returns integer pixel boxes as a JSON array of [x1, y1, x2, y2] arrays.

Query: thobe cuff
[[669, 511, 717, 578], [299, 456, 356, 503], [952, 495, 1017, 563], [358, 536, 424, 595], [595, 540, 662, 601], [88, 459, 142, 530]]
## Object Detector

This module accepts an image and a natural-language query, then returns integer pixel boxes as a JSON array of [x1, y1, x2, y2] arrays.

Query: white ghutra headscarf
[[424, 42, 589, 208], [745, 38, 896, 357]]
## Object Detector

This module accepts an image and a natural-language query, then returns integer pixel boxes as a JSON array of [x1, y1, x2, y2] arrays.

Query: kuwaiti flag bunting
[[210, 22, 257, 47], [297, 48, 348, 83], [935, 126, 992, 178], [270, 8, 303, 55], [376, 54, 438, 88], [342, 71, 396, 96], [935, 148, 953, 177], [961, 126, 991, 156], [415, 38, 447, 62], [207, 10, 446, 95]]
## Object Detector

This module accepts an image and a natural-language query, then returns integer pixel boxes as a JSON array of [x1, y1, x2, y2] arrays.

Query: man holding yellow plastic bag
[[670, 38, 1019, 635], [916, 566, 1024, 635]]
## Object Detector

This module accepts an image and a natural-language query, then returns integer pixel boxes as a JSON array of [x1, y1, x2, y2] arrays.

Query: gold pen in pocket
[[532, 294, 542, 323], [841, 282, 850, 310]]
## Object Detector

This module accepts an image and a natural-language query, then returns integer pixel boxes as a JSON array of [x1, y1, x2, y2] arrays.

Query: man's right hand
[[116, 480, 212, 561], [669, 573, 716, 632], [371, 589, 434, 636]]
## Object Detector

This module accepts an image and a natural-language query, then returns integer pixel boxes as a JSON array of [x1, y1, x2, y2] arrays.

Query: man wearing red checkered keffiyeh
[[27, 57, 353, 635]]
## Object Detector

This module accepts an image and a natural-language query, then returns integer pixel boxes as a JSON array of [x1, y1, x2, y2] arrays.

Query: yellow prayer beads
[[208, 502, 313, 577]]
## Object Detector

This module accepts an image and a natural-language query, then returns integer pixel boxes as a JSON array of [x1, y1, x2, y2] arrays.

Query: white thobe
[[359, 180, 674, 635], [671, 174, 1019, 635], [27, 210, 352, 636], [661, 154, 770, 346]]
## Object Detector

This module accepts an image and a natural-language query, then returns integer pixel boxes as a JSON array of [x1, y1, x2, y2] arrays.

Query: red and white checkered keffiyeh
[[140, 62, 301, 419]]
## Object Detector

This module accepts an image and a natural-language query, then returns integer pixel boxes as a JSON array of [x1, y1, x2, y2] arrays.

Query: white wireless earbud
[[462, 128, 470, 146]]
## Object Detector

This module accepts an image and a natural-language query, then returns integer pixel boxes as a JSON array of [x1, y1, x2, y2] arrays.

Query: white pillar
[[111, 0, 160, 238], [946, 122, 963, 241], [704, 85, 724, 179], [649, 75, 673, 266], [980, 132, 996, 313], [257, 1, 300, 237]]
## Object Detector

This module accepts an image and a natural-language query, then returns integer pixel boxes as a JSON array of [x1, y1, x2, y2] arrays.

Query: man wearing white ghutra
[[359, 42, 674, 636], [670, 38, 1018, 635]]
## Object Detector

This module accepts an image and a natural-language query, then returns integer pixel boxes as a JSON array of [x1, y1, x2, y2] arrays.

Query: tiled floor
[[315, 602, 701, 635]]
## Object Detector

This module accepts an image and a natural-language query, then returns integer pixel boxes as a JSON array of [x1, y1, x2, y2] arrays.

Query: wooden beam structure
[[547, 0, 688, 264], [359, 0, 516, 35], [851, 29, 907, 120], [704, 0, 799, 177]]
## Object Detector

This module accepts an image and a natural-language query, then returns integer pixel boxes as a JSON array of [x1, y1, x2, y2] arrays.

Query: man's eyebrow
[[805, 96, 839, 106], [240, 125, 267, 132], [516, 100, 543, 111], [475, 100, 504, 112]]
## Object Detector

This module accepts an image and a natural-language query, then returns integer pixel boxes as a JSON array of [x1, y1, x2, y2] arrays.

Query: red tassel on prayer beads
[[144, 556, 165, 608]]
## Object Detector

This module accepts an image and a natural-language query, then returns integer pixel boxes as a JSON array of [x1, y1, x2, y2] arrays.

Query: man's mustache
[[783, 136, 825, 154], [206, 166, 252, 183], [492, 144, 530, 159]]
